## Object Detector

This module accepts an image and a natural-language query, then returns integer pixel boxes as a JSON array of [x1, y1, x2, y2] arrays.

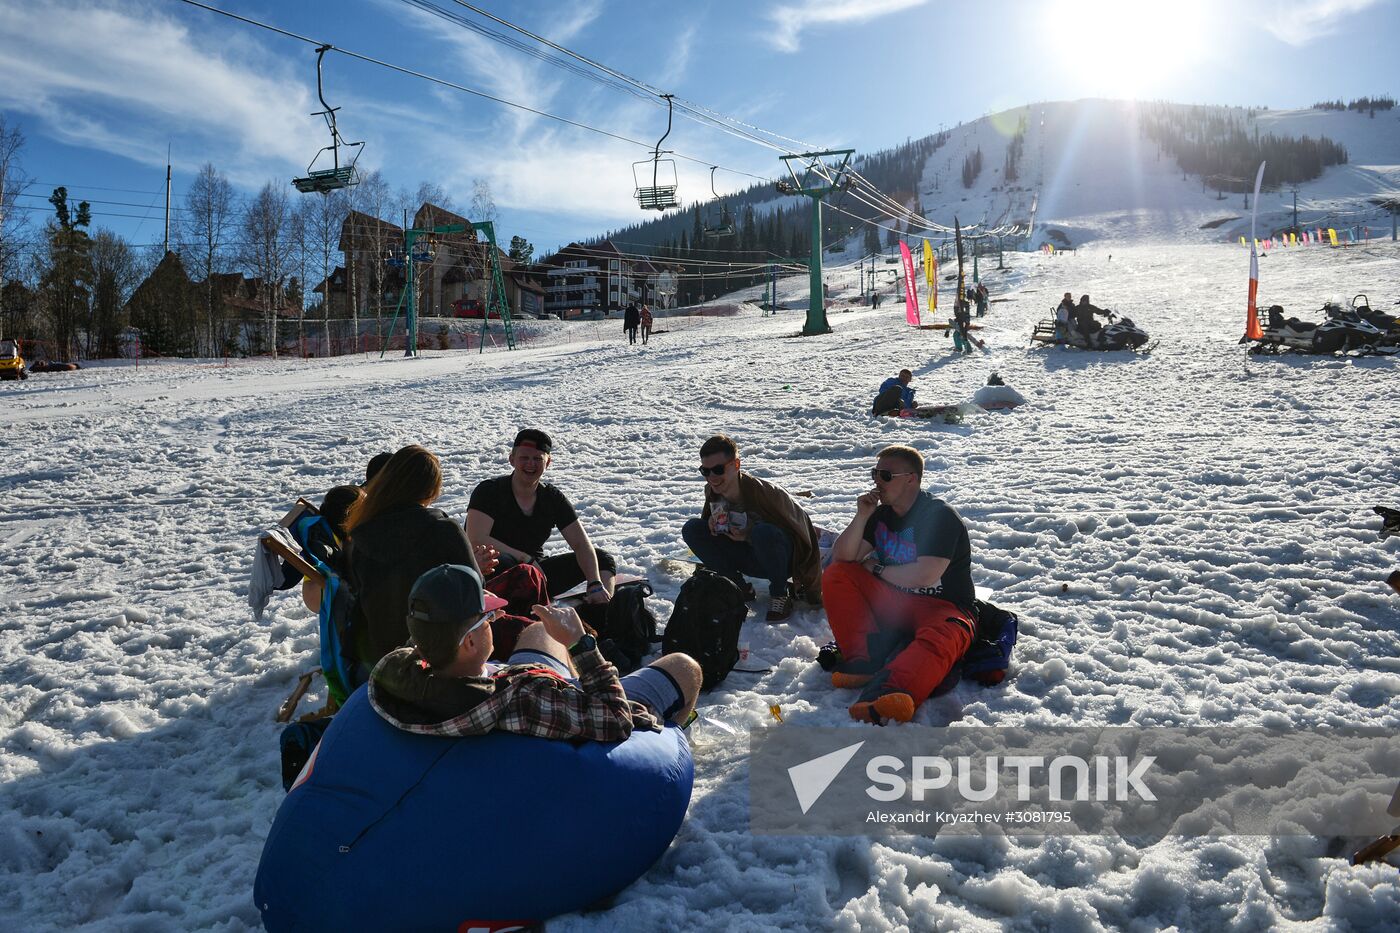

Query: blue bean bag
[[254, 686, 693, 930]]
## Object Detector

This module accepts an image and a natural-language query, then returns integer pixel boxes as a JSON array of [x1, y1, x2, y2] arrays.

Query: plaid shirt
[[370, 647, 662, 743]]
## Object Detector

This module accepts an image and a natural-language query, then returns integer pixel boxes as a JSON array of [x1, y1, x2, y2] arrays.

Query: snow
[[892, 99, 1400, 247], [2, 239, 1399, 930]]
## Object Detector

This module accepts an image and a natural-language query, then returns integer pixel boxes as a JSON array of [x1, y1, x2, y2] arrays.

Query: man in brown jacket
[[681, 434, 822, 622]]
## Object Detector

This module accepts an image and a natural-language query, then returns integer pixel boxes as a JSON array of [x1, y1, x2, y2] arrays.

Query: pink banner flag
[[899, 240, 920, 325]]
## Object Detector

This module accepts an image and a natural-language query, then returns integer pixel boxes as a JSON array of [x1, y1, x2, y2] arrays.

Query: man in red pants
[[823, 445, 976, 724]]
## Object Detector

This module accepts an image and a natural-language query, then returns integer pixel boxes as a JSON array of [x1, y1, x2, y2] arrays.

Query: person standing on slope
[[640, 304, 654, 344], [623, 302, 641, 345]]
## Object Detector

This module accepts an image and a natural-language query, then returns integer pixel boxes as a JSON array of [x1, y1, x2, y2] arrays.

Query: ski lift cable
[[394, 0, 658, 106], [418, 239, 792, 272], [403, 0, 804, 156], [846, 169, 1017, 236], [172, 0, 773, 184], [426, 0, 824, 154]]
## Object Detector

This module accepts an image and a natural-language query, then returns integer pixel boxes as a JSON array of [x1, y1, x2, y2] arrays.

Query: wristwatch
[[568, 633, 598, 657]]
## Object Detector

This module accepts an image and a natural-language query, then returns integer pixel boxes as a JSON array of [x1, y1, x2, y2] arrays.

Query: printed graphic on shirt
[[873, 523, 918, 565]]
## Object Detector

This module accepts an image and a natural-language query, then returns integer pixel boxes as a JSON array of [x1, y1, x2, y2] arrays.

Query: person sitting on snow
[[872, 369, 916, 416], [822, 445, 977, 724], [369, 563, 702, 741], [466, 429, 616, 603], [680, 434, 824, 622]]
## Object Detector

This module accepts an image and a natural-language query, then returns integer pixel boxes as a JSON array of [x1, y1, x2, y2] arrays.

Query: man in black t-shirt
[[465, 429, 616, 602], [823, 444, 976, 724]]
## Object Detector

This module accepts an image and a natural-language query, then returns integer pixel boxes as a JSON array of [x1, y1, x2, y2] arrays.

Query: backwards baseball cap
[[512, 428, 552, 454], [406, 564, 508, 639]]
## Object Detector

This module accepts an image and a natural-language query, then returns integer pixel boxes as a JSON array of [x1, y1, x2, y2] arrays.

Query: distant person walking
[[623, 302, 641, 344], [640, 305, 653, 344]]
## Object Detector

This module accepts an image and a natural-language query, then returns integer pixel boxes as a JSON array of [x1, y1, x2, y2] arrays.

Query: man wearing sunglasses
[[370, 563, 702, 742], [824, 445, 976, 724], [680, 434, 823, 622]]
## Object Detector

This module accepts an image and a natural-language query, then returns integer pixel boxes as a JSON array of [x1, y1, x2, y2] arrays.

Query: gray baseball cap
[[406, 564, 508, 635]]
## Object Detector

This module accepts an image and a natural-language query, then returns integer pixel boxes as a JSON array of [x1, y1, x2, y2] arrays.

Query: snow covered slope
[[1, 241, 1398, 930], [907, 99, 1400, 247]]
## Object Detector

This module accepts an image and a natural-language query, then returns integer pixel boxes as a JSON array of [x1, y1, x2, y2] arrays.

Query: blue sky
[[1, 0, 1395, 255]]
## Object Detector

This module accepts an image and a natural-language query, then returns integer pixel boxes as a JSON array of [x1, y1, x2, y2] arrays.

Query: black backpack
[[964, 599, 1019, 686], [662, 569, 750, 689], [602, 581, 660, 674]]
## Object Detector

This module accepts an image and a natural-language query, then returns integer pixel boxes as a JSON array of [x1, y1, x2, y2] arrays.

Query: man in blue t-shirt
[[823, 444, 976, 724]]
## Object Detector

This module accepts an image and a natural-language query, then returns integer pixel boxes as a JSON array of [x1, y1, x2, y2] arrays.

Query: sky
[[1, 0, 1397, 256]]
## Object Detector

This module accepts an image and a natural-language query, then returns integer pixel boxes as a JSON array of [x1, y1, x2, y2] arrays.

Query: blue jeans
[[681, 518, 793, 597]]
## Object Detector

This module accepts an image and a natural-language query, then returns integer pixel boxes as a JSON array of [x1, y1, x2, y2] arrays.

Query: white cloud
[[1264, 0, 1381, 45], [763, 0, 929, 53], [0, 1, 328, 187]]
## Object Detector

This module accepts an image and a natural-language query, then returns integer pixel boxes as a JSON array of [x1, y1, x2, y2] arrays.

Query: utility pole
[[776, 149, 855, 335], [163, 143, 171, 254]]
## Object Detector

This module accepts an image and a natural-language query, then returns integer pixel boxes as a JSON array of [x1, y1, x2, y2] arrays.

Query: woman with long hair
[[344, 445, 476, 668]]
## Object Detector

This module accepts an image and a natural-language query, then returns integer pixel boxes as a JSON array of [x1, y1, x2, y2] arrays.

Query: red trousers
[[485, 563, 550, 661], [823, 561, 974, 703]]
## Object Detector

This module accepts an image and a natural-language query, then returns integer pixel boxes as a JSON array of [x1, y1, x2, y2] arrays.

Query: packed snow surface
[[2, 242, 1399, 931]]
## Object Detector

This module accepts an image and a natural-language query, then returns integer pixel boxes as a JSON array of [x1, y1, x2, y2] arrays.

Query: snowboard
[[555, 572, 646, 606], [879, 402, 982, 424]]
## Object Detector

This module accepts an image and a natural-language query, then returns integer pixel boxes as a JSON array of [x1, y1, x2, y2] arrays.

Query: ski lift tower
[[777, 149, 854, 335], [392, 220, 517, 357]]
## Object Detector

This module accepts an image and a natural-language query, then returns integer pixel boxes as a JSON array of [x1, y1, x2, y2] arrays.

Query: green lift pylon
[[471, 220, 515, 353], [777, 149, 854, 336], [396, 219, 516, 357]]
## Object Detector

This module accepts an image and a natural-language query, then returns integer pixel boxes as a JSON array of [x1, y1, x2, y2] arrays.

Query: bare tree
[[348, 169, 394, 350], [0, 115, 32, 303], [415, 181, 453, 213], [303, 189, 346, 355], [287, 201, 310, 355], [88, 229, 139, 357], [180, 163, 235, 356], [469, 177, 497, 226], [240, 182, 292, 358]]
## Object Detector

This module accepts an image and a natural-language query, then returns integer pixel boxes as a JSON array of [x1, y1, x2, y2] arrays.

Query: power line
[[31, 180, 165, 196], [15, 191, 195, 214]]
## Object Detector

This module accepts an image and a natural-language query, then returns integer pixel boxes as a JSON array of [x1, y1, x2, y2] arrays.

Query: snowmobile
[[1327, 295, 1400, 348], [0, 338, 25, 381], [1031, 309, 1150, 351], [1251, 304, 1383, 355]]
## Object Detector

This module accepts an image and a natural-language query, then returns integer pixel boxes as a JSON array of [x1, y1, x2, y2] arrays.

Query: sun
[[1043, 0, 1210, 98]]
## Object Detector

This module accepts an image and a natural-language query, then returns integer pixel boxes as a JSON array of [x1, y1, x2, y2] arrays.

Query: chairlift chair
[[702, 166, 735, 238], [633, 95, 680, 211], [293, 45, 365, 195]]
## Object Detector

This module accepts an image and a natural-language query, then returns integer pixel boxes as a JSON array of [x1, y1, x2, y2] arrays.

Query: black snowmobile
[[1328, 295, 1400, 348], [1034, 308, 1150, 351], [1251, 303, 1384, 354]]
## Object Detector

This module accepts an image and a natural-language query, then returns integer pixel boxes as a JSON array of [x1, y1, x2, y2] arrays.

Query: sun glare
[[1044, 0, 1209, 98]]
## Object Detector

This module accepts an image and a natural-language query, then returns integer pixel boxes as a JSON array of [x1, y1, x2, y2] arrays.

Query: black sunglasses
[[698, 461, 732, 477], [870, 468, 915, 483]]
